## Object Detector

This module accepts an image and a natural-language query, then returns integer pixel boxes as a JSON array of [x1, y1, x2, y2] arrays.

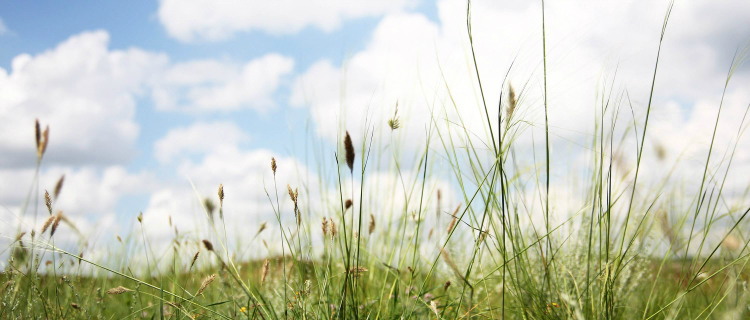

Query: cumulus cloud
[[154, 121, 250, 164], [157, 0, 418, 42], [0, 31, 167, 168], [151, 54, 294, 112], [0, 30, 295, 169]]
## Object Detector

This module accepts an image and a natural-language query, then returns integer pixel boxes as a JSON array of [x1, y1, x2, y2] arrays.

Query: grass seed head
[[196, 274, 217, 296], [506, 83, 517, 122], [388, 102, 400, 130], [271, 157, 277, 175], [345, 199, 353, 210], [190, 251, 200, 269], [321, 217, 328, 236], [51, 214, 62, 236], [106, 286, 132, 295], [202, 239, 214, 251], [261, 259, 270, 285], [344, 131, 355, 172], [54, 175, 65, 199], [218, 184, 224, 206], [44, 190, 52, 214], [368, 214, 375, 235], [330, 219, 338, 237]]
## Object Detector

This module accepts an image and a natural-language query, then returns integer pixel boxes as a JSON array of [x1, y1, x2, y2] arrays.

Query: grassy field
[[3, 1, 750, 319]]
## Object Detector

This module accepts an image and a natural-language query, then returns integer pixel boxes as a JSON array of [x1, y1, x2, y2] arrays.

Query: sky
[[1, 0, 750, 262]]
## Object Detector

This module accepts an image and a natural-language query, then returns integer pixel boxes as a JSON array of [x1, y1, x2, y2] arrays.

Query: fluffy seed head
[[429, 301, 439, 316], [106, 286, 132, 295], [506, 83, 517, 122], [196, 274, 217, 296], [344, 131, 355, 172], [44, 191, 52, 214], [54, 175, 65, 199], [202, 239, 214, 251], [261, 259, 270, 285]]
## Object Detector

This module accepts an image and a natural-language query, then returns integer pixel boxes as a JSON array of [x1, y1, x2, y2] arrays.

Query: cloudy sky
[[1, 0, 749, 260]]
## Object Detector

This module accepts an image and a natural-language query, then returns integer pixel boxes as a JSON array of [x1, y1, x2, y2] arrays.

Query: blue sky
[[1, 0, 749, 253]]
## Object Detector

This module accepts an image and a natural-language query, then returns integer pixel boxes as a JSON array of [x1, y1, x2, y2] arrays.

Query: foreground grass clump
[[3, 1, 750, 319]]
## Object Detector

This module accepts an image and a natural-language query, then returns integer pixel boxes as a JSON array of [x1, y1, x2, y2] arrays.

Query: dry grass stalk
[[261, 259, 270, 285], [51, 214, 62, 236], [270, 157, 277, 175], [202, 239, 214, 251], [368, 214, 375, 235], [196, 274, 217, 296], [344, 131, 355, 172], [106, 286, 132, 295], [44, 191, 52, 214], [428, 228, 434, 240], [54, 175, 65, 199]]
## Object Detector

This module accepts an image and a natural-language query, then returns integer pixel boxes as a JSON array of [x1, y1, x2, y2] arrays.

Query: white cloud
[[154, 121, 249, 164], [152, 54, 294, 112], [157, 0, 418, 42], [0, 31, 295, 168], [0, 31, 167, 168]]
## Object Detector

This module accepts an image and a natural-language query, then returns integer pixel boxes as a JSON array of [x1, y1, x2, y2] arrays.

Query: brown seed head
[[190, 251, 200, 269], [51, 214, 62, 236], [261, 259, 270, 285], [344, 131, 355, 172], [330, 219, 338, 237], [444, 280, 451, 290], [202, 239, 214, 251], [271, 157, 277, 175], [321, 217, 328, 236], [217, 184, 224, 206], [54, 175, 65, 199], [71, 302, 80, 309], [116, 235, 122, 244], [345, 199, 353, 210], [35, 119, 41, 151], [44, 190, 52, 214], [106, 286, 132, 295], [37, 125, 49, 160], [368, 214, 375, 235], [41, 215, 56, 234], [16, 232, 26, 241], [196, 274, 217, 296]]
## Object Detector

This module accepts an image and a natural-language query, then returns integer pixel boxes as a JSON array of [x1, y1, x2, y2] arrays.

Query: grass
[[3, 1, 750, 319]]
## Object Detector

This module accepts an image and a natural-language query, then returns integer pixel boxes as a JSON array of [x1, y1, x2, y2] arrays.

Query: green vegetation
[[3, 1, 750, 319]]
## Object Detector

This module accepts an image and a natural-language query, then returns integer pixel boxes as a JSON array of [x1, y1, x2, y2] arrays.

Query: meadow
[[3, 1, 750, 319]]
